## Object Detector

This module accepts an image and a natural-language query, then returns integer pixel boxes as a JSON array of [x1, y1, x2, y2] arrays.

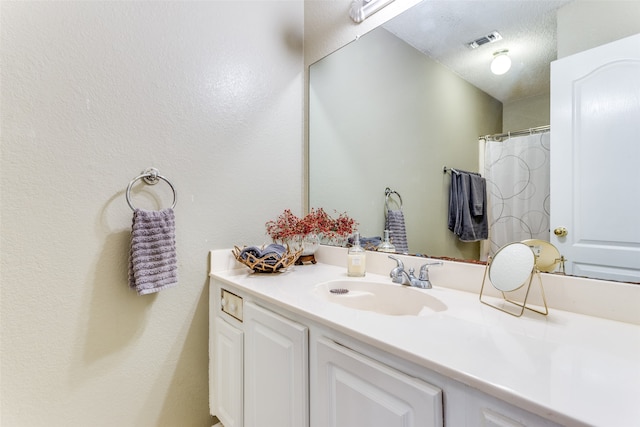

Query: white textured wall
[[0, 2, 303, 426]]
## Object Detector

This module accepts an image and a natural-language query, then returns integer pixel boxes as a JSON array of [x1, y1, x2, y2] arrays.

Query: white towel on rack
[[128, 208, 178, 295], [385, 209, 409, 254]]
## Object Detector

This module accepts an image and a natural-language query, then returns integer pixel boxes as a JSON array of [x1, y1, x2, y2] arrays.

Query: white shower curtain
[[483, 131, 551, 257]]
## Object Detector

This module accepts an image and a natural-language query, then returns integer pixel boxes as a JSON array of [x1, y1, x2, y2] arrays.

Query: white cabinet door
[[315, 337, 443, 427], [550, 33, 640, 282], [244, 301, 309, 427], [214, 316, 244, 427]]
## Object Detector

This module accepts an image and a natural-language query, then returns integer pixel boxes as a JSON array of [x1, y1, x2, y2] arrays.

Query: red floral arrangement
[[265, 208, 357, 242]]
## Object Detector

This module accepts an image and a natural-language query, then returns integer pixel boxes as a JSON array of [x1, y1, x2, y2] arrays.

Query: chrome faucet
[[388, 255, 443, 289]]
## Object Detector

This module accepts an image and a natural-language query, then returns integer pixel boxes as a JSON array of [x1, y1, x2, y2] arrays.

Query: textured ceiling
[[383, 0, 573, 103]]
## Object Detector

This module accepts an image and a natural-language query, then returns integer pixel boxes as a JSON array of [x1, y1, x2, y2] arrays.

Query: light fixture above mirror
[[349, 0, 396, 23]]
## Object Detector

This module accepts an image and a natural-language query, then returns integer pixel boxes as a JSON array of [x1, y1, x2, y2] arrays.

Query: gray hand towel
[[469, 174, 485, 217], [385, 209, 409, 254], [448, 171, 488, 242], [128, 208, 178, 295]]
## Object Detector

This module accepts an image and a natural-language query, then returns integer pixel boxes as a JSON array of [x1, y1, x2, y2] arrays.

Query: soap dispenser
[[347, 232, 366, 277], [377, 229, 396, 253]]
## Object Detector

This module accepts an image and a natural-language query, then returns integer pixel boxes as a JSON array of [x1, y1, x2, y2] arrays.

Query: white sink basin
[[313, 279, 447, 316]]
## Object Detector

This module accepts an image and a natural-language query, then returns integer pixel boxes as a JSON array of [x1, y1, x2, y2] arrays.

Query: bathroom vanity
[[209, 246, 640, 427]]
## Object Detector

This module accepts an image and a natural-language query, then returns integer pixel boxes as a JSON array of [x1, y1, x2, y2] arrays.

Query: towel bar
[[126, 167, 177, 211], [443, 166, 480, 176]]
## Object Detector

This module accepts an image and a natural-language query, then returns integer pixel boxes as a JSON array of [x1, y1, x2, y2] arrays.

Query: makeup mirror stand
[[479, 249, 549, 317]]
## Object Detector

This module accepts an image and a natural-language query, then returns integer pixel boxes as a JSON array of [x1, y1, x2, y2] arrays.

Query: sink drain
[[329, 288, 349, 295]]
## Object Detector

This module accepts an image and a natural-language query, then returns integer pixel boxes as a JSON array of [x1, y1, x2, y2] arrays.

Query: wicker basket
[[232, 245, 302, 273]]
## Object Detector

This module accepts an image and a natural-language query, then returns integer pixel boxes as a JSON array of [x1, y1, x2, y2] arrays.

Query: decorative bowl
[[232, 245, 302, 273]]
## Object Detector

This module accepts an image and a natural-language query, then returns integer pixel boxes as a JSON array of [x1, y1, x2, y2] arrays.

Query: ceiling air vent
[[466, 31, 503, 49]]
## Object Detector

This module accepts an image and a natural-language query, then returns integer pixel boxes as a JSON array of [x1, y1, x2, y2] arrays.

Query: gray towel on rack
[[448, 171, 488, 242], [385, 210, 409, 254], [469, 174, 485, 216], [128, 208, 178, 295]]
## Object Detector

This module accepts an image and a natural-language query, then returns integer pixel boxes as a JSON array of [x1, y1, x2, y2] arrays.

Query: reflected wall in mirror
[[310, 25, 501, 260], [308, 0, 640, 283]]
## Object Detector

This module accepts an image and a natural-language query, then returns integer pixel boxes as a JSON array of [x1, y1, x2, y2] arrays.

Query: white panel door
[[315, 337, 443, 427], [244, 301, 309, 427], [214, 316, 244, 427], [550, 33, 640, 282]]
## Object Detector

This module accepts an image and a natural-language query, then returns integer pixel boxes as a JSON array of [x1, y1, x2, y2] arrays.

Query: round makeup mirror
[[521, 239, 561, 273], [489, 242, 536, 292]]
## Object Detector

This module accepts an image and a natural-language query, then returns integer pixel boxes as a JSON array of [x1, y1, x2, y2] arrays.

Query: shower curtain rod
[[479, 125, 550, 142]]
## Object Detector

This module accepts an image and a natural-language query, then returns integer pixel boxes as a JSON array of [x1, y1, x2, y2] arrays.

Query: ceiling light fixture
[[491, 50, 511, 75]]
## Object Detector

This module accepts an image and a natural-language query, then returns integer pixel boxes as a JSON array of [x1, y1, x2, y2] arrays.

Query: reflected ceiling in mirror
[[382, 0, 572, 103]]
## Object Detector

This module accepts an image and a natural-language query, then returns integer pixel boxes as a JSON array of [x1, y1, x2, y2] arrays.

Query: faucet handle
[[388, 255, 404, 269], [418, 261, 443, 280], [388, 255, 405, 284]]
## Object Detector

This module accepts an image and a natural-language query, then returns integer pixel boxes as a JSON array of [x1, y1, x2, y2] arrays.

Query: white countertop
[[210, 251, 640, 427]]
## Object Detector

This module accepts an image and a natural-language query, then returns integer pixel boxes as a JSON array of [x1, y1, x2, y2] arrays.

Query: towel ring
[[384, 187, 403, 212], [126, 167, 177, 211]]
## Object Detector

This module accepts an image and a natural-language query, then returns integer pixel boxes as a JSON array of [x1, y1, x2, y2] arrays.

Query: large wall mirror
[[308, 0, 640, 283]]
